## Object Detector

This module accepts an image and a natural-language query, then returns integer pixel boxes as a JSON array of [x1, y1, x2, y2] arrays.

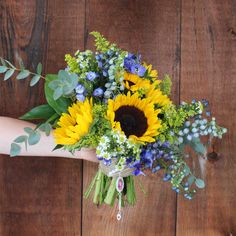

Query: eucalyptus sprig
[[0, 57, 44, 86]]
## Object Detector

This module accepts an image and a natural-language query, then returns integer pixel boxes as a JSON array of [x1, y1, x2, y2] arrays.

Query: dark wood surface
[[177, 1, 236, 236], [0, 1, 85, 235], [0, 0, 235, 235]]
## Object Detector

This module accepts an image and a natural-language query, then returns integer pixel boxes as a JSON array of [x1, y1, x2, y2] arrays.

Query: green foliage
[[160, 74, 172, 95], [20, 104, 56, 120], [10, 143, 21, 157], [4, 69, 15, 81], [195, 178, 205, 188], [48, 70, 78, 100], [158, 102, 202, 143], [45, 74, 72, 114], [16, 70, 30, 80], [65, 54, 81, 74], [0, 57, 43, 86], [90, 31, 117, 52], [30, 75, 41, 86], [188, 137, 207, 156]]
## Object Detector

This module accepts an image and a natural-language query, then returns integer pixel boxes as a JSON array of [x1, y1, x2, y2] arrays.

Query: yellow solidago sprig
[[54, 99, 93, 145], [107, 92, 162, 143]]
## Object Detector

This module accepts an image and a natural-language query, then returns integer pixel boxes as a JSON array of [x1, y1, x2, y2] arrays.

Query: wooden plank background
[[0, 0, 235, 235]]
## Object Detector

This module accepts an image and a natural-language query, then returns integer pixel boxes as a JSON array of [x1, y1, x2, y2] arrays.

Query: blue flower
[[103, 159, 112, 166], [75, 83, 85, 94], [76, 94, 85, 102], [131, 64, 146, 77], [132, 168, 146, 176], [93, 88, 104, 97], [86, 72, 97, 81], [98, 61, 103, 68]]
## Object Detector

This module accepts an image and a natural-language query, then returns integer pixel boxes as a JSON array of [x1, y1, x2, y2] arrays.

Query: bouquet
[[0, 32, 227, 220]]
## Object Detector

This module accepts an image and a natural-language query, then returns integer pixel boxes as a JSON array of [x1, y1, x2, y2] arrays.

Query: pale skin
[[0, 116, 98, 162]]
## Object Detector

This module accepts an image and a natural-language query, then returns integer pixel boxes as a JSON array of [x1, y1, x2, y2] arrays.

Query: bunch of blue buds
[[95, 48, 126, 100]]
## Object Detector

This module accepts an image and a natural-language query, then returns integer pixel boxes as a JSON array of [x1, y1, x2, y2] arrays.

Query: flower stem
[[104, 177, 117, 206], [126, 176, 136, 205], [93, 170, 103, 204], [84, 171, 99, 199]]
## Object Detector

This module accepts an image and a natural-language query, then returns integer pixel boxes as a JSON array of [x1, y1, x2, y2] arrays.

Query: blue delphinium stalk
[[124, 53, 146, 77]]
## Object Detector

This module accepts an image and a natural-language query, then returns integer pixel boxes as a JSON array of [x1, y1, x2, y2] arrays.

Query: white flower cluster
[[96, 130, 141, 171]]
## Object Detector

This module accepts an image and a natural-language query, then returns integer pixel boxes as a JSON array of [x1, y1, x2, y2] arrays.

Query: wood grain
[[82, 1, 180, 235], [0, 0, 85, 235], [177, 0, 236, 235]]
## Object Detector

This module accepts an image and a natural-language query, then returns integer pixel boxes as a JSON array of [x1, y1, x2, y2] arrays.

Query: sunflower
[[54, 99, 93, 145], [107, 92, 161, 143], [123, 71, 151, 91], [143, 62, 158, 78], [146, 82, 172, 107]]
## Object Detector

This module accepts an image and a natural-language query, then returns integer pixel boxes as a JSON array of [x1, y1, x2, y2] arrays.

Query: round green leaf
[[28, 132, 41, 145], [14, 135, 27, 143], [195, 178, 205, 189], [24, 127, 34, 134], [10, 143, 21, 157], [53, 87, 63, 100], [45, 74, 71, 115]]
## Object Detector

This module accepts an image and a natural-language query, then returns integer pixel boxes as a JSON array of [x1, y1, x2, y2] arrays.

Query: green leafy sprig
[[0, 57, 44, 86]]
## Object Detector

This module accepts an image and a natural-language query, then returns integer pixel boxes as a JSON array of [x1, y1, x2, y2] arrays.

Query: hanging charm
[[116, 176, 124, 221]]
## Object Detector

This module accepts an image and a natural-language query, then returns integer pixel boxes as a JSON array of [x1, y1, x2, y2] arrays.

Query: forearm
[[0, 116, 97, 162]]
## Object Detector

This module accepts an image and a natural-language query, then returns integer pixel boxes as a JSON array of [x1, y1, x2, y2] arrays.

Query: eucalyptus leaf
[[39, 123, 51, 136], [45, 74, 71, 114], [20, 104, 56, 120], [53, 87, 63, 100], [187, 175, 195, 186], [28, 131, 41, 145], [30, 75, 41, 86], [58, 70, 70, 80], [14, 135, 27, 143], [10, 143, 21, 157], [24, 127, 34, 134], [4, 69, 15, 80], [37, 63, 42, 75], [16, 70, 30, 80], [0, 66, 7, 73], [189, 137, 207, 155], [195, 178, 205, 189], [183, 165, 191, 176], [48, 80, 60, 90]]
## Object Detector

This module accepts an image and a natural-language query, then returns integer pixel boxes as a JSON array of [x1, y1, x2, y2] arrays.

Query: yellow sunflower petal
[[53, 99, 93, 145]]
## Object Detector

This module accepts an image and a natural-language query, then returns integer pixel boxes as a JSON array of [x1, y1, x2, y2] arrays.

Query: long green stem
[[93, 170, 103, 204], [84, 171, 99, 199], [104, 177, 117, 206], [126, 176, 136, 206]]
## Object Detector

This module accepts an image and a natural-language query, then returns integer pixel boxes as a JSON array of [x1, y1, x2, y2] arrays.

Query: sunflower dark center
[[127, 81, 135, 86], [114, 105, 148, 137]]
